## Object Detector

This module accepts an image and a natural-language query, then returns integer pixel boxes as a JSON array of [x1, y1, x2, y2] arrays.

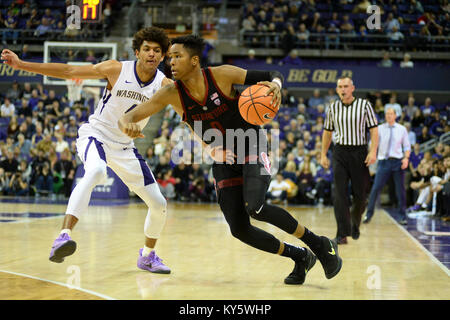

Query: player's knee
[[245, 200, 265, 220], [85, 165, 107, 186], [228, 223, 250, 241]]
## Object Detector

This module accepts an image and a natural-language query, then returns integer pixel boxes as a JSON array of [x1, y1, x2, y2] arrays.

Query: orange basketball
[[238, 84, 278, 126]]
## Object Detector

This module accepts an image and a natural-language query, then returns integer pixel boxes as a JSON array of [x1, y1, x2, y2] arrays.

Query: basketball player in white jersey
[[1, 27, 172, 273]]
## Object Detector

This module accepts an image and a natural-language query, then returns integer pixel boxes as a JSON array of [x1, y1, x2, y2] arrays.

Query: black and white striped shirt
[[324, 97, 378, 146]]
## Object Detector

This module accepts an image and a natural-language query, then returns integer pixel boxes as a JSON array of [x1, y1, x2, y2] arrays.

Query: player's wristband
[[272, 78, 282, 89]]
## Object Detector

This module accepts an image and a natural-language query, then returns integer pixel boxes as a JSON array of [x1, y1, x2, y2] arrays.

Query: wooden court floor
[[0, 199, 449, 300]]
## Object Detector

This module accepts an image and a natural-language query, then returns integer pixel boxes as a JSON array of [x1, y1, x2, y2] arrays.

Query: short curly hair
[[132, 27, 170, 54]]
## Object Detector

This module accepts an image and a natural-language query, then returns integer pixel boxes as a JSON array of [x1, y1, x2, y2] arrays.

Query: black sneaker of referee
[[314, 237, 343, 279], [284, 248, 317, 285]]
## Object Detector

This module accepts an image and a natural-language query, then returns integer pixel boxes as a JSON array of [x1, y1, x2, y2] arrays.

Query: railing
[[240, 31, 450, 52], [0, 28, 105, 46]]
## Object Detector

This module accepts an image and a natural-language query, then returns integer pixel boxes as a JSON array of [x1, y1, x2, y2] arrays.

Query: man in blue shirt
[[363, 108, 411, 225]]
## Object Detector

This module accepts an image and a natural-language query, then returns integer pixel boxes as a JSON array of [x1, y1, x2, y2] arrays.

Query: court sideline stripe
[[0, 269, 116, 300], [382, 210, 450, 276]]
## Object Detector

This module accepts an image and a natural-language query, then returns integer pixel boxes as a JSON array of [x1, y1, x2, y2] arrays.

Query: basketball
[[238, 84, 278, 126]]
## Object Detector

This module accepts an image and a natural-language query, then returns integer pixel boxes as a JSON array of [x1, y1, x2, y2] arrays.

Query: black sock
[[300, 228, 323, 253], [280, 243, 307, 261]]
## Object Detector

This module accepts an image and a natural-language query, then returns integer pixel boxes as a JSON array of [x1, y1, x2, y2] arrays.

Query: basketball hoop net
[[66, 78, 84, 105]]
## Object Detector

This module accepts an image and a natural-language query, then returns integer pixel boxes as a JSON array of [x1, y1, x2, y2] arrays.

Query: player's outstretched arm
[[118, 83, 179, 138], [1, 48, 120, 81]]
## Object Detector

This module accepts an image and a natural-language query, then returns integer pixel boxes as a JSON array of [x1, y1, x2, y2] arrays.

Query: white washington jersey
[[78, 60, 166, 146]]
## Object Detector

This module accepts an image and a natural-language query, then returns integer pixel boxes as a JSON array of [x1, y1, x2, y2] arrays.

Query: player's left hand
[[364, 151, 377, 167], [257, 80, 281, 109]]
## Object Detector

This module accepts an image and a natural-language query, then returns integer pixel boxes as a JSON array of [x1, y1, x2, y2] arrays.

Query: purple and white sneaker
[[49, 233, 77, 263], [407, 204, 421, 213], [137, 249, 171, 274]]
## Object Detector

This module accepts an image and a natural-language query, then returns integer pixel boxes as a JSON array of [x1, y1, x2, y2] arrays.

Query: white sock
[[142, 245, 153, 257], [60, 229, 71, 236]]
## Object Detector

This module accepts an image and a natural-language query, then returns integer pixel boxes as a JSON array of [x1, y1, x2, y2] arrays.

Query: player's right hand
[[320, 154, 330, 169], [1, 49, 21, 69], [210, 146, 236, 164]]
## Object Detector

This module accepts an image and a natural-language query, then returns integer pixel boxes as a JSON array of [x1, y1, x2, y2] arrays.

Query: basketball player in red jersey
[[119, 35, 342, 285]]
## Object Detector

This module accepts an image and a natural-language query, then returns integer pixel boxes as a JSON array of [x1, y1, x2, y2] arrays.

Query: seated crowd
[[240, 0, 450, 52], [0, 0, 122, 45]]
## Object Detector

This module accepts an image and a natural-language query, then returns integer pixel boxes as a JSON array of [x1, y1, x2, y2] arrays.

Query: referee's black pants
[[332, 145, 370, 238]]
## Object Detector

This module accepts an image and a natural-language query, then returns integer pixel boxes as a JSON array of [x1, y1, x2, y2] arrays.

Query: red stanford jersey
[[175, 67, 267, 159]]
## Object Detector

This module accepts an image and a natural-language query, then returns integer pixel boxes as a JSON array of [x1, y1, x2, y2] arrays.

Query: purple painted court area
[[387, 209, 450, 270]]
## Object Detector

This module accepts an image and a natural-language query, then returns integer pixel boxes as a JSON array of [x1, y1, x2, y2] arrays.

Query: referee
[[320, 77, 379, 245]]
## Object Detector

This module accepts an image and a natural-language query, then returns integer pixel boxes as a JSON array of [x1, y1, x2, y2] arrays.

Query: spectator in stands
[[21, 82, 33, 100], [378, 51, 393, 67], [31, 122, 44, 148], [85, 50, 97, 64], [266, 173, 290, 204], [404, 122, 417, 146], [326, 22, 340, 50], [65, 116, 78, 139], [357, 25, 369, 45], [54, 132, 69, 154], [404, 96, 418, 120], [34, 17, 52, 38], [279, 49, 302, 66], [388, 26, 404, 51], [28, 89, 41, 110], [6, 81, 21, 101], [303, 130, 315, 151], [417, 126, 433, 144], [52, 148, 75, 198], [14, 133, 31, 161], [6, 171, 29, 196], [17, 98, 32, 119], [0, 167, 8, 195], [2, 9, 19, 45], [46, 101, 62, 122], [411, 108, 425, 130], [0, 149, 19, 179], [246, 49, 257, 64], [297, 23, 310, 48], [432, 142, 446, 160], [157, 169, 176, 200], [384, 12, 401, 34], [280, 23, 297, 55], [353, 0, 371, 13], [172, 161, 193, 201], [420, 97, 436, 116], [429, 112, 446, 137], [400, 53, 414, 68], [311, 162, 333, 205], [6, 117, 19, 138], [20, 44, 32, 60], [145, 146, 159, 172], [409, 0, 424, 14], [297, 153, 317, 204], [340, 14, 355, 41], [1, 98, 16, 118], [34, 161, 53, 197], [153, 127, 170, 156], [25, 8, 41, 30], [308, 89, 324, 109], [384, 95, 402, 118], [324, 88, 339, 106], [42, 8, 55, 26]]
